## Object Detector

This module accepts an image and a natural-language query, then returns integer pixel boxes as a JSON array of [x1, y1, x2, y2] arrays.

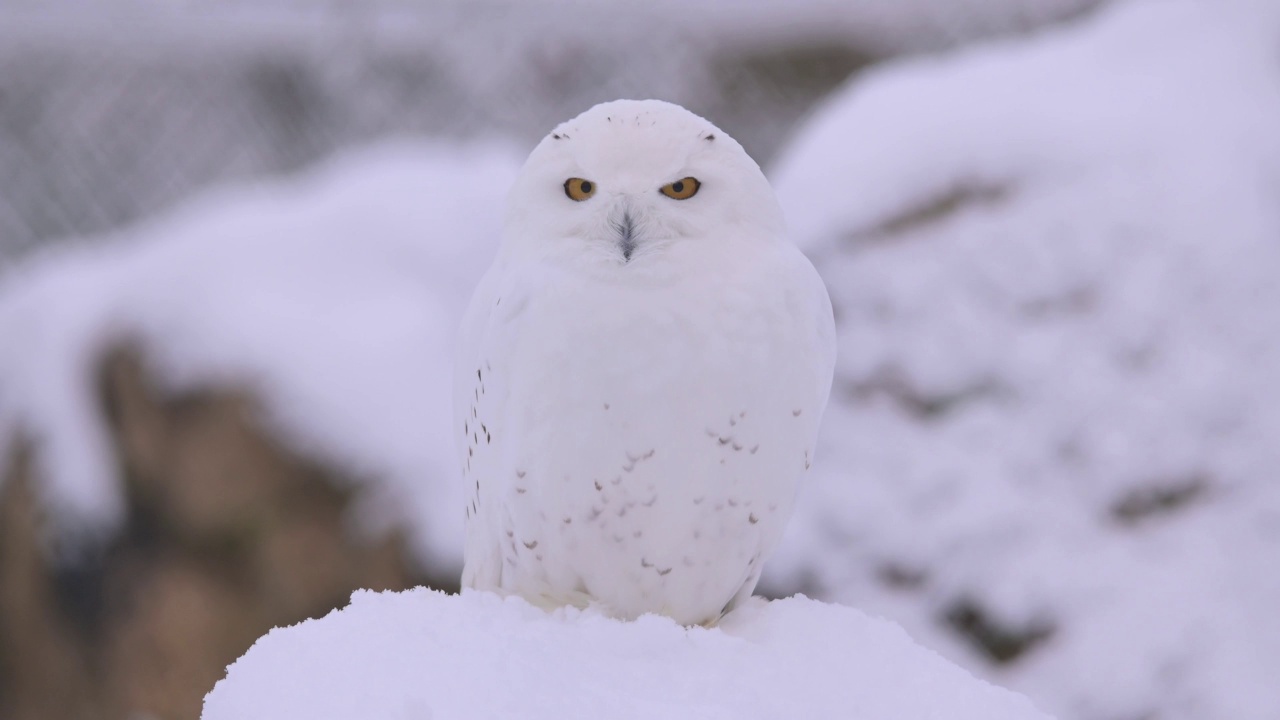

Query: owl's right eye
[[564, 178, 596, 201]]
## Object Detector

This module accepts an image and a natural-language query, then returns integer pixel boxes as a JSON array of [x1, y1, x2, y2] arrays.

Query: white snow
[[768, 1, 1280, 719], [0, 139, 523, 567], [201, 589, 1050, 720], [2, 1, 1278, 717]]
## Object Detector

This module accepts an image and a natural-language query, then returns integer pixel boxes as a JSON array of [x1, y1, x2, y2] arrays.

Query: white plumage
[[454, 99, 835, 625]]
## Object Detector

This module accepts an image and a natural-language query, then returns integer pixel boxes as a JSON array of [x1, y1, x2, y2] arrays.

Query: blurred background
[[1, 1, 1277, 719]]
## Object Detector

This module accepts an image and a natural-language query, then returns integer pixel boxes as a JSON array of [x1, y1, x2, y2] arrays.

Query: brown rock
[[0, 344, 447, 720], [0, 440, 104, 720]]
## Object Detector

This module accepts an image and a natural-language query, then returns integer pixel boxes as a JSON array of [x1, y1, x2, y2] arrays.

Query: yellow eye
[[564, 178, 596, 201], [660, 177, 700, 200]]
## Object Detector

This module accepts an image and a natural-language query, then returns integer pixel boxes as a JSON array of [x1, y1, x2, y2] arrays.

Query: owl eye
[[564, 178, 596, 201], [660, 177, 700, 200]]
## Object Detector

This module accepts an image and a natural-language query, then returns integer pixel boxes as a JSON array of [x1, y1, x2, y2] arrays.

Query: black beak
[[613, 211, 636, 262]]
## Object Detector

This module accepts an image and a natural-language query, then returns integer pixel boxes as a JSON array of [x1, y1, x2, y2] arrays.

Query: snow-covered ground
[[0, 140, 521, 567], [770, 1, 1280, 719], [1, 0, 1278, 717], [201, 589, 1049, 720]]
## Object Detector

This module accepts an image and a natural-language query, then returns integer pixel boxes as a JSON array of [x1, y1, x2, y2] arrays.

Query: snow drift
[[201, 590, 1050, 720], [2, 1, 1278, 718], [768, 1, 1280, 719], [0, 140, 522, 568]]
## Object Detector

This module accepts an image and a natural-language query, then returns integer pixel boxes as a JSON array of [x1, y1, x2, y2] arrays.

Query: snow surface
[[0, 140, 522, 566], [2, 1, 1278, 718], [201, 589, 1050, 720], [769, 1, 1280, 719]]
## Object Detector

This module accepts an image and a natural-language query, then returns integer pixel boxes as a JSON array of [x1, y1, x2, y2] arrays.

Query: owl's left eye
[[564, 178, 596, 201], [660, 177, 700, 200]]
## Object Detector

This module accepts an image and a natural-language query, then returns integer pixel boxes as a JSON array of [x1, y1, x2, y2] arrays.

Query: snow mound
[[202, 590, 1050, 720], [0, 140, 523, 567], [767, 2, 1280, 719]]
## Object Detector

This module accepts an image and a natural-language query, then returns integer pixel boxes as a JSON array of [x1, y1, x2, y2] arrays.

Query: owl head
[[501, 99, 786, 273]]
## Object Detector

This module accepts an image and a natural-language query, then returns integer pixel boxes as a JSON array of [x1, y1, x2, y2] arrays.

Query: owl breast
[[466, 261, 827, 626]]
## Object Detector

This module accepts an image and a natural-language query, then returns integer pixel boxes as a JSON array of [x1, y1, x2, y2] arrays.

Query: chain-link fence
[[0, 0, 1101, 262]]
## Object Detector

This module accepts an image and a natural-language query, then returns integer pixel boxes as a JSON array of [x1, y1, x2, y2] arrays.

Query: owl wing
[[768, 240, 839, 420], [786, 244, 837, 419], [453, 262, 511, 592]]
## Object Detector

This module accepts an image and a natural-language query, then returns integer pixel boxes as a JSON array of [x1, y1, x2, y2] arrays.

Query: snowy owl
[[455, 99, 835, 626]]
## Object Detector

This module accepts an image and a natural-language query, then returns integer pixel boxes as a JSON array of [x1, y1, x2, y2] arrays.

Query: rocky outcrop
[[0, 347, 443, 720]]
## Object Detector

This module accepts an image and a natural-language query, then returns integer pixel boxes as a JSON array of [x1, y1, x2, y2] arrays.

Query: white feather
[[454, 99, 835, 625]]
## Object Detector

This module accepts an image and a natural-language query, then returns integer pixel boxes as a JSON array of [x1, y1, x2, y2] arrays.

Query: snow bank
[[202, 590, 1050, 720], [4, 2, 1277, 717], [0, 140, 523, 567], [767, 2, 1280, 719]]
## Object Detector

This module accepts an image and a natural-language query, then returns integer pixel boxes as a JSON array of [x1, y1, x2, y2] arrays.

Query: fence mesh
[[0, 0, 1101, 262]]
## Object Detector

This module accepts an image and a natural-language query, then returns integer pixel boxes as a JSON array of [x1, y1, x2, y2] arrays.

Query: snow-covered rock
[[5, 1, 1278, 718], [202, 590, 1050, 720], [767, 1, 1280, 719], [0, 139, 522, 567]]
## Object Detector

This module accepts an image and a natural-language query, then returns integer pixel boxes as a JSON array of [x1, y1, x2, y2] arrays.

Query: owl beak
[[611, 209, 637, 262]]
